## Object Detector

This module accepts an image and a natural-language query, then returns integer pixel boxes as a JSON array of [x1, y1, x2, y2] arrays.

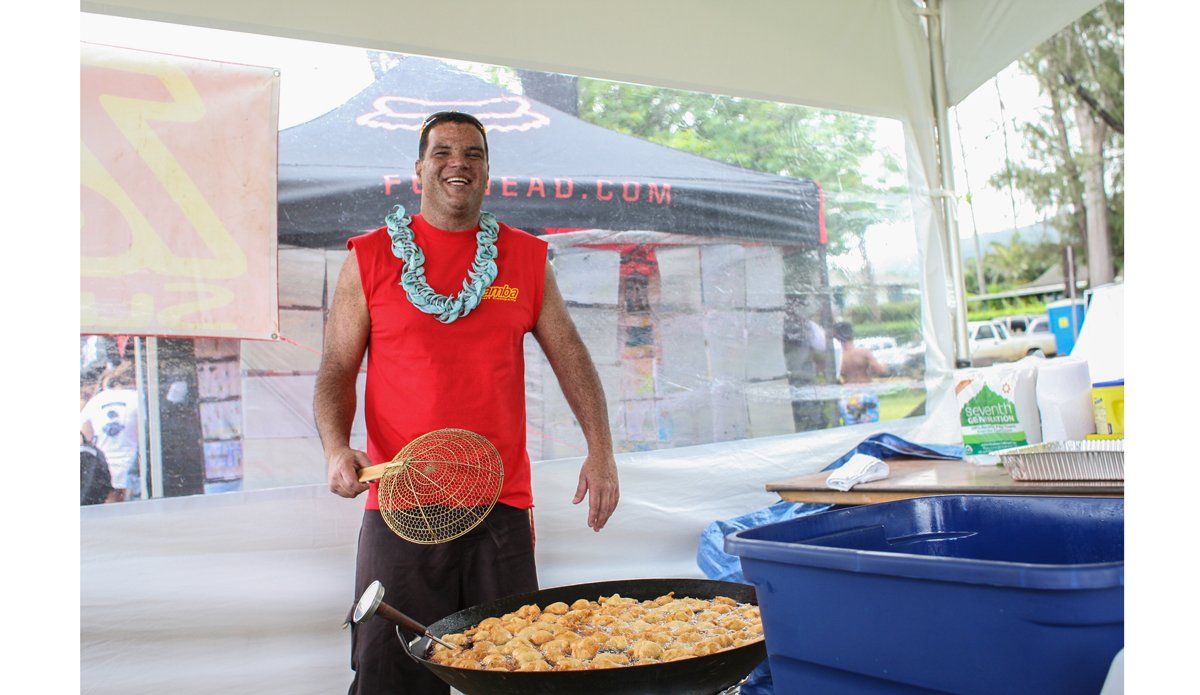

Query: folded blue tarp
[[821, 432, 965, 471]]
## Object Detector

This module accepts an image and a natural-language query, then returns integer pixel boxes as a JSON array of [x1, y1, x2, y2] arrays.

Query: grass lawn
[[879, 388, 926, 421]]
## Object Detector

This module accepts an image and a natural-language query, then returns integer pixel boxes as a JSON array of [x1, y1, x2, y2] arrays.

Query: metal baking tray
[[997, 440, 1124, 481]]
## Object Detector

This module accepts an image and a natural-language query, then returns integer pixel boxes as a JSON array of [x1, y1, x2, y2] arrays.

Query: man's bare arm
[[314, 249, 373, 498], [532, 260, 619, 531]]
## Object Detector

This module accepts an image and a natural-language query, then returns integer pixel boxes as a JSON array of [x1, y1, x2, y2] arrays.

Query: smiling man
[[314, 111, 619, 695]]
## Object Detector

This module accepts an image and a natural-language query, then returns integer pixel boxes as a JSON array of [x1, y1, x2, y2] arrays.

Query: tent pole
[[818, 243, 838, 424], [146, 337, 165, 498], [925, 0, 972, 368], [133, 337, 150, 501]]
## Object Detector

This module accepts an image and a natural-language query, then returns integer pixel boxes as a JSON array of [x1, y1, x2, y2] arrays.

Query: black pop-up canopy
[[278, 56, 824, 249]]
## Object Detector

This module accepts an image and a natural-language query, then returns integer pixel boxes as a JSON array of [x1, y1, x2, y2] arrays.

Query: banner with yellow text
[[81, 43, 280, 339]]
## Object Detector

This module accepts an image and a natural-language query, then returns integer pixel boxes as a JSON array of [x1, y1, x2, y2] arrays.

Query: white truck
[[967, 320, 1052, 366], [1019, 315, 1058, 356], [994, 314, 1058, 355]]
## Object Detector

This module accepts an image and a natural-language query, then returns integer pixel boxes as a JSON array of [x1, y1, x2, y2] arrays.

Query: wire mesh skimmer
[[357, 429, 504, 544]]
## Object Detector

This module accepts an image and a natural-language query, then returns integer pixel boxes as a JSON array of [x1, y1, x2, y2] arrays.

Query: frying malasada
[[427, 592, 764, 671]]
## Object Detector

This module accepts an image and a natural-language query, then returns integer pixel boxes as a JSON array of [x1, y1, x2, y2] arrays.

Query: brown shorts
[[347, 504, 538, 695]]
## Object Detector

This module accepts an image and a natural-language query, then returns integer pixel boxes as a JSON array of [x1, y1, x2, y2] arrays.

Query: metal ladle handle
[[353, 580, 458, 652]]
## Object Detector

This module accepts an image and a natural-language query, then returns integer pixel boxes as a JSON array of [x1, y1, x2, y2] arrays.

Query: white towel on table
[[826, 453, 890, 491]]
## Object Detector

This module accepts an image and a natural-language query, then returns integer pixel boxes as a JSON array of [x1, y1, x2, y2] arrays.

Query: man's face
[[415, 121, 489, 224]]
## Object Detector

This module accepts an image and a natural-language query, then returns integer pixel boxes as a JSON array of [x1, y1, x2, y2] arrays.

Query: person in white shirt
[[80, 361, 141, 502]]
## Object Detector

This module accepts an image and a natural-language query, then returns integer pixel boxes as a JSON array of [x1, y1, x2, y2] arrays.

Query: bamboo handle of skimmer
[[357, 463, 388, 483]]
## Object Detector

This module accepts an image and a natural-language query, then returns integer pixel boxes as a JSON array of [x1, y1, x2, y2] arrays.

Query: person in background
[[80, 433, 113, 506], [831, 321, 888, 424], [80, 361, 141, 502], [80, 367, 102, 411], [314, 110, 618, 695], [783, 303, 833, 431]]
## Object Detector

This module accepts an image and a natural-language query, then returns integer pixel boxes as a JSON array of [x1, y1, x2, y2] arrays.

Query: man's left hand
[[573, 452, 619, 531]]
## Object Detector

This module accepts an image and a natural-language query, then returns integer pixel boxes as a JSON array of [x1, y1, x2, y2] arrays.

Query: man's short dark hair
[[832, 321, 855, 342], [418, 111, 489, 160]]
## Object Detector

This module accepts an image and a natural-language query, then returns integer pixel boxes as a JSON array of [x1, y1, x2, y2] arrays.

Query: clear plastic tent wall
[[79, 153, 943, 500]]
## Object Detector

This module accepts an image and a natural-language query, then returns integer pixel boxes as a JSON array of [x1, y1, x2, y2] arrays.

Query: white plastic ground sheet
[[81, 406, 959, 695]]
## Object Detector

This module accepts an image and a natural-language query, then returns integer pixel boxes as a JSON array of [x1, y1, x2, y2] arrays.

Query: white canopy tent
[[79, 2, 1105, 693]]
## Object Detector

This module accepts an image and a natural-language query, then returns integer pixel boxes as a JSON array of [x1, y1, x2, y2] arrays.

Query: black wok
[[400, 578, 766, 695]]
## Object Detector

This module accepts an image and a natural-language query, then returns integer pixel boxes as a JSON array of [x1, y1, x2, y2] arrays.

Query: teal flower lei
[[385, 205, 499, 324]]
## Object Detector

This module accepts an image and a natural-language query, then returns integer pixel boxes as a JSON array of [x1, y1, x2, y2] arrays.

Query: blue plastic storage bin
[[725, 495, 1123, 695]]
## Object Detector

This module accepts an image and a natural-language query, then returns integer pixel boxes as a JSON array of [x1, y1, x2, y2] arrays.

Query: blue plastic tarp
[[698, 500, 831, 695]]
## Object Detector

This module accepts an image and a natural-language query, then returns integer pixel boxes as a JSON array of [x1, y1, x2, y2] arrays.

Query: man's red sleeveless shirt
[[347, 214, 547, 510]]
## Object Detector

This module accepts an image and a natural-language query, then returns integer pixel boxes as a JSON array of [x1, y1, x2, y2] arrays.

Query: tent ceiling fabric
[[81, 0, 1099, 116], [941, 0, 1103, 104]]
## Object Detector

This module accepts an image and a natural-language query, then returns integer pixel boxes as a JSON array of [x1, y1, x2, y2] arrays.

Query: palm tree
[[984, 233, 1031, 288]]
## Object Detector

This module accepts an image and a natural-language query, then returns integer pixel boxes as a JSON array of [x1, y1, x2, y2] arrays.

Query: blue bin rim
[[724, 497, 1123, 591]]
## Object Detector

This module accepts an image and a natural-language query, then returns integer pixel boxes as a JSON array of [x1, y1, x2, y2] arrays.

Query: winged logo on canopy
[[356, 96, 550, 132]]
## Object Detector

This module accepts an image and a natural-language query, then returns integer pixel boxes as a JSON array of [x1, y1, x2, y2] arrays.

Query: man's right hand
[[328, 446, 373, 498]]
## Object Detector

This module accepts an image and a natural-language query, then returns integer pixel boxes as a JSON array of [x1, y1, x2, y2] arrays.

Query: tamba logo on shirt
[[483, 284, 519, 302]]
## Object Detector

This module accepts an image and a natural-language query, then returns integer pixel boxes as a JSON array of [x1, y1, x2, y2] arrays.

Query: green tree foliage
[[845, 301, 921, 325], [964, 230, 1063, 293], [990, 0, 1123, 277], [966, 298, 1048, 323], [575, 80, 906, 259]]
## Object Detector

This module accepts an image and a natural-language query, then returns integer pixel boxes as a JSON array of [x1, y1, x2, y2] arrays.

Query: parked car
[[858, 336, 898, 353], [859, 336, 924, 377], [968, 319, 1052, 366], [993, 313, 1057, 357], [967, 320, 1026, 366], [898, 341, 927, 376], [996, 314, 1038, 335], [1023, 315, 1058, 356]]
